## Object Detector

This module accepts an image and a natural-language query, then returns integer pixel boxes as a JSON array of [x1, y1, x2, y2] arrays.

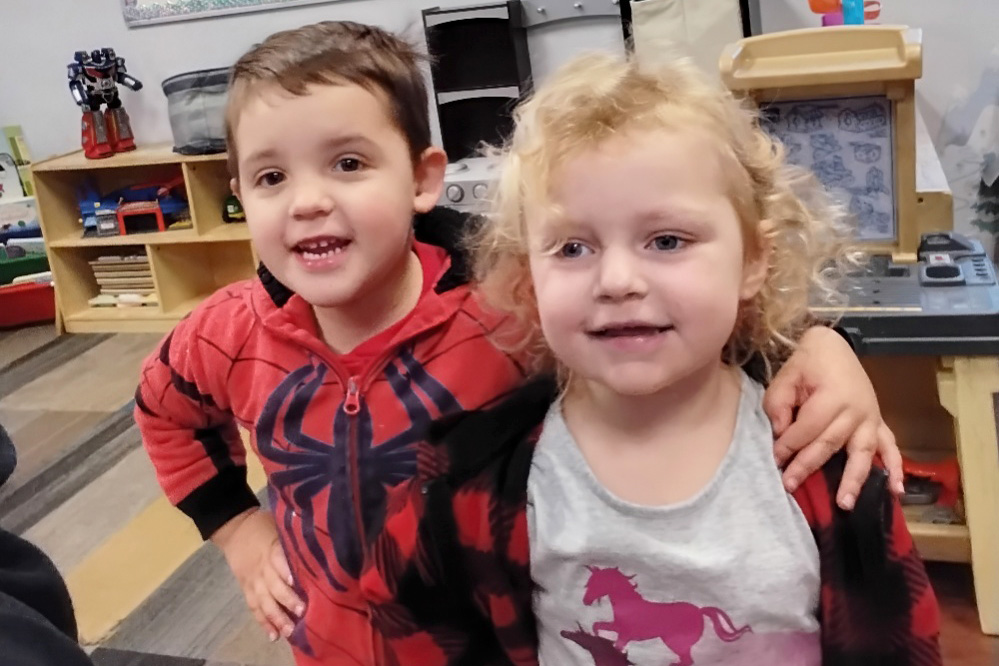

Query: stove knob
[[472, 183, 489, 199], [446, 184, 464, 203]]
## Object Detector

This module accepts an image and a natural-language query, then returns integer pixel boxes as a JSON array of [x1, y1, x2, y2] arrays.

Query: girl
[[362, 53, 940, 666]]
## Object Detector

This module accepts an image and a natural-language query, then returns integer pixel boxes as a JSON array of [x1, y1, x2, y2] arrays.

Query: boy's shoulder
[[180, 277, 267, 330], [151, 278, 265, 361]]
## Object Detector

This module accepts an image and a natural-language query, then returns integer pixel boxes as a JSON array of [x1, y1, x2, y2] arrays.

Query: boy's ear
[[230, 177, 241, 200], [413, 147, 448, 213]]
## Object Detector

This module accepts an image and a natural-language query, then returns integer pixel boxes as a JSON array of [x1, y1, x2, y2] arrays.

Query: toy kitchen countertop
[[813, 232, 999, 356]]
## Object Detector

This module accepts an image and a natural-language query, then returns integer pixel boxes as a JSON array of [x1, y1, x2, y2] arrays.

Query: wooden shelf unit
[[32, 143, 254, 334]]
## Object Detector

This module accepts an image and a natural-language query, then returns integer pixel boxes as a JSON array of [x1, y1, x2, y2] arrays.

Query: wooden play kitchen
[[722, 25, 999, 635]]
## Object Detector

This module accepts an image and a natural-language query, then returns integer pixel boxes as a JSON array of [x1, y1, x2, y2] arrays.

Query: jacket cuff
[[176, 466, 260, 540]]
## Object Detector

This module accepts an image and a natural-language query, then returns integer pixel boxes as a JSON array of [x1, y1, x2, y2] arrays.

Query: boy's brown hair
[[225, 21, 432, 179]]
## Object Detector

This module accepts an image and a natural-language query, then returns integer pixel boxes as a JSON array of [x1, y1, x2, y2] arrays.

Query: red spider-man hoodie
[[134, 207, 526, 666]]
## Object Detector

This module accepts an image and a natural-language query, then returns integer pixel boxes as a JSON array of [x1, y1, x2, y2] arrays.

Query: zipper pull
[[344, 376, 361, 415]]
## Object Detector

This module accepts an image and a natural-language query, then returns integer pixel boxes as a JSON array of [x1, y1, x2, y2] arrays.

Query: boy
[[135, 21, 901, 666]]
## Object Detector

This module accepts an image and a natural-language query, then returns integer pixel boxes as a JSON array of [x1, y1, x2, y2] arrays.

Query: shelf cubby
[[32, 143, 254, 333]]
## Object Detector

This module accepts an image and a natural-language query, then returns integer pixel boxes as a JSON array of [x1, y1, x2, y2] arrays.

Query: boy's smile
[[231, 82, 445, 350], [293, 235, 352, 272]]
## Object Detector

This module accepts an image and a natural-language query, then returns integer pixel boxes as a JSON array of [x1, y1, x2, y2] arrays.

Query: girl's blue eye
[[651, 235, 683, 251], [559, 242, 591, 258]]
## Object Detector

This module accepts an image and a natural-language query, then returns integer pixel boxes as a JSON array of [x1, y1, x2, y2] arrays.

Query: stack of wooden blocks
[[87, 253, 158, 308]]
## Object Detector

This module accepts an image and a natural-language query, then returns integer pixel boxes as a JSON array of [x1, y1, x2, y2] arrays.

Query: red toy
[[903, 456, 961, 508], [0, 282, 56, 329], [116, 200, 165, 235]]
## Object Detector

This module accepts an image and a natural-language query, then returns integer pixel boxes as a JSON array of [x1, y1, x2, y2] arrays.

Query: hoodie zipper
[[339, 345, 410, 555], [343, 375, 366, 561]]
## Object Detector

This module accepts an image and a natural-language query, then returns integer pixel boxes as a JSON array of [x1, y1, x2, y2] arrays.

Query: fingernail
[[269, 632, 278, 642], [896, 482, 906, 495], [295, 604, 305, 616], [840, 493, 856, 510], [288, 575, 294, 586], [784, 477, 799, 492], [283, 626, 293, 638]]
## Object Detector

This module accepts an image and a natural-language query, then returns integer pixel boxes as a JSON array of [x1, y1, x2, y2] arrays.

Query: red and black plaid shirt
[[361, 377, 941, 666]]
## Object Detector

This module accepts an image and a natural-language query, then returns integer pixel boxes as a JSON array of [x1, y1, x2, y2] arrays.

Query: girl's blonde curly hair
[[472, 52, 856, 378]]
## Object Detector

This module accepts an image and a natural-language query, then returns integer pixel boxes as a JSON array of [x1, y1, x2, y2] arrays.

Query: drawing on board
[[761, 96, 896, 242], [121, 0, 345, 27]]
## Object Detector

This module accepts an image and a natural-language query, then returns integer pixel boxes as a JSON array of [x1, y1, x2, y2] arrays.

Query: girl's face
[[527, 128, 767, 398]]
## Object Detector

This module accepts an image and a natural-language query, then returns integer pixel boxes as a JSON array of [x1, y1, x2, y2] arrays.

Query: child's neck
[[566, 361, 742, 445], [313, 249, 423, 355], [562, 361, 744, 506]]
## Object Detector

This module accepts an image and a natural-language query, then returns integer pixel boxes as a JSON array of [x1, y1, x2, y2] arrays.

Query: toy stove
[[439, 156, 501, 214]]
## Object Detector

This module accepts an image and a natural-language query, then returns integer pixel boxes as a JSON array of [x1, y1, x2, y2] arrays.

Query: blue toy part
[[76, 176, 189, 231], [841, 0, 865, 24]]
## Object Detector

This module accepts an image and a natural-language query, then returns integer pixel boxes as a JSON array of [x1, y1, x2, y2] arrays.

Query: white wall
[[0, 0, 624, 161], [4, 1, 996, 243]]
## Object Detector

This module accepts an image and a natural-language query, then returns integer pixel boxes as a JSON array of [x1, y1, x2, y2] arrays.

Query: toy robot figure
[[68, 48, 143, 159]]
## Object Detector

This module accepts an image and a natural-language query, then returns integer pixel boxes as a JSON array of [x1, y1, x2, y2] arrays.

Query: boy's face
[[231, 82, 444, 314], [527, 128, 768, 398]]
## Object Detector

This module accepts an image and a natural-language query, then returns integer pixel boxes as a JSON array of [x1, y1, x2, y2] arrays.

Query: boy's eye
[[257, 171, 284, 188], [650, 235, 684, 251], [558, 241, 592, 259], [335, 157, 363, 172]]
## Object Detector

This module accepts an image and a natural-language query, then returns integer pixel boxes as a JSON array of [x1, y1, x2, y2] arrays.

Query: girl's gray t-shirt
[[528, 372, 822, 666]]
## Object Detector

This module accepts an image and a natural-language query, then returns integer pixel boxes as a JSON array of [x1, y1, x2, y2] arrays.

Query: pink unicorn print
[[581, 566, 752, 666]]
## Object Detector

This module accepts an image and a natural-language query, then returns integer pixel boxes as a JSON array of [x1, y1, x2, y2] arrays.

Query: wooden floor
[[931, 562, 999, 665], [0, 325, 996, 665]]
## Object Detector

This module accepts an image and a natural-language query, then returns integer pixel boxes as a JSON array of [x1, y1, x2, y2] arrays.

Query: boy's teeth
[[298, 238, 348, 260]]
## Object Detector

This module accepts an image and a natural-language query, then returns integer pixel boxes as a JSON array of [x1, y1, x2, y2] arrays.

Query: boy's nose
[[290, 182, 334, 220], [594, 248, 647, 301]]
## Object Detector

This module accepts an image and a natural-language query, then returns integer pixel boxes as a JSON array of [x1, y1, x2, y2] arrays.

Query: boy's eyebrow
[[241, 148, 279, 170], [240, 135, 380, 171], [320, 134, 379, 153]]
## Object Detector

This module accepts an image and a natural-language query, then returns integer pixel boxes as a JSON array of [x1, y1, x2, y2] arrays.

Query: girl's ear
[[740, 220, 772, 301]]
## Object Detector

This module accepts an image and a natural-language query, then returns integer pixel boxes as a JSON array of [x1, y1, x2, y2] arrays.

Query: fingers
[[244, 544, 303, 643], [247, 583, 286, 642], [762, 364, 800, 438], [876, 423, 905, 496], [271, 540, 295, 587], [835, 423, 878, 510], [255, 586, 297, 641], [779, 412, 855, 493], [266, 550, 304, 620], [249, 605, 282, 643], [772, 392, 839, 468]]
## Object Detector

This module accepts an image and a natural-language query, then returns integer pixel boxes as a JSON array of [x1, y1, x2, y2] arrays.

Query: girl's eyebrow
[[634, 206, 711, 227]]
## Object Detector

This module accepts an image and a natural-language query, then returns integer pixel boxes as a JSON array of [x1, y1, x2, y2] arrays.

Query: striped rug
[[0, 329, 290, 666]]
